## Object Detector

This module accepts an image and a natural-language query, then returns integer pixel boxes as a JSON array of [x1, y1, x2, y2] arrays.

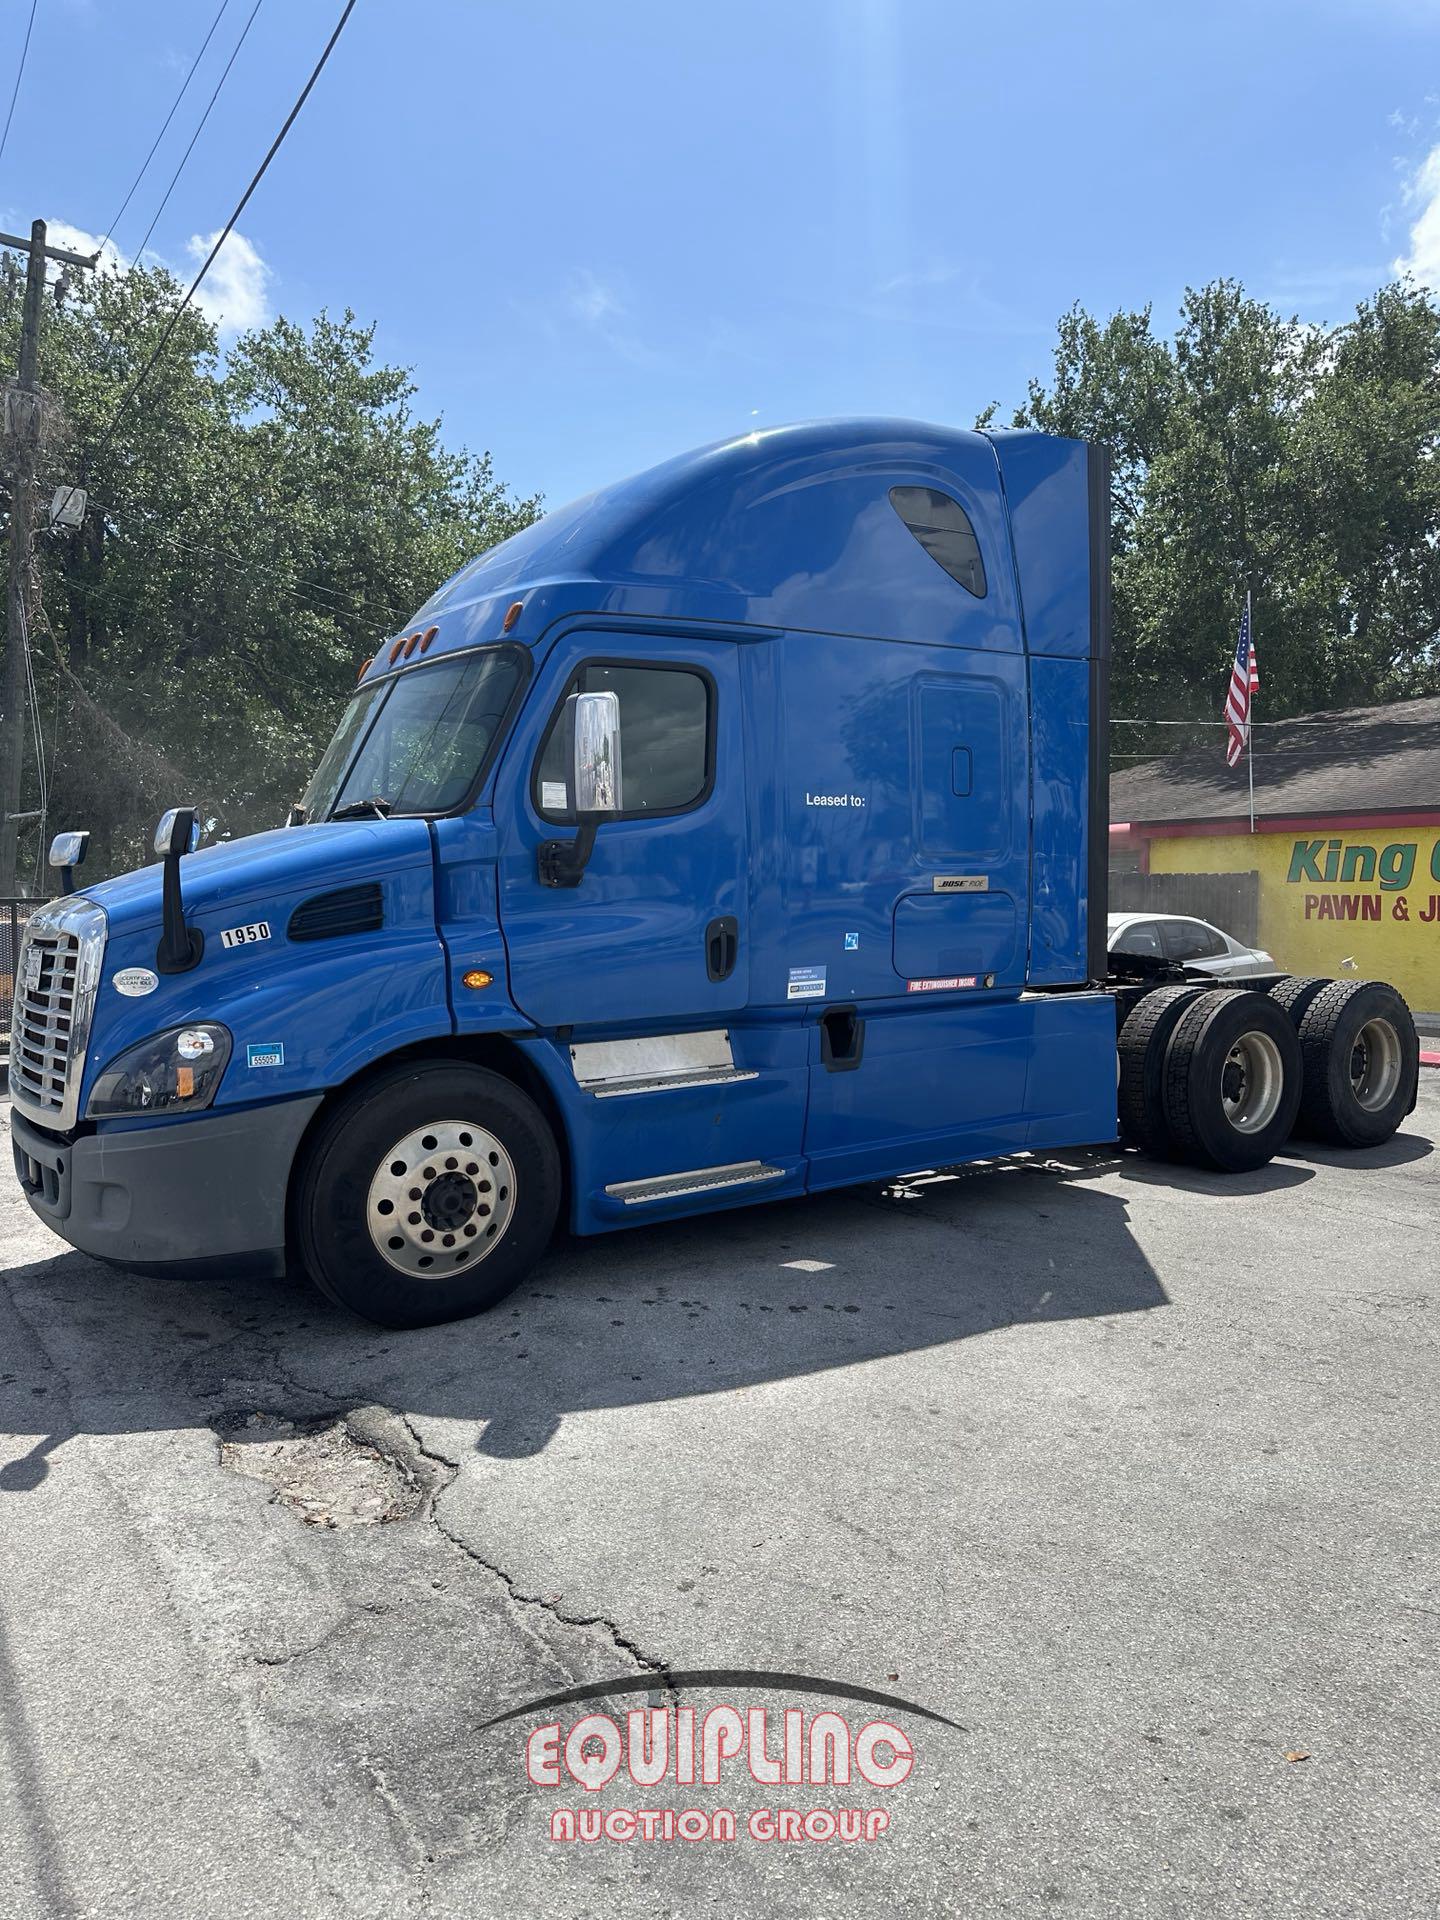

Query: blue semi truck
[[9, 421, 1420, 1327]]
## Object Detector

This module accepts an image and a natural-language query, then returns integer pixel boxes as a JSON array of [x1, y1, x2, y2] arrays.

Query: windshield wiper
[[328, 795, 393, 821]]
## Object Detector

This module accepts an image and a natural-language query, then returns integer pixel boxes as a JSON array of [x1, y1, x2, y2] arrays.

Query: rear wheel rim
[[1349, 1017, 1401, 1113], [1220, 1030, 1284, 1135], [366, 1120, 517, 1278]]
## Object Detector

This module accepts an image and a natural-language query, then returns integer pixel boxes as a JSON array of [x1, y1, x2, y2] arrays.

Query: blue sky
[[5, 0, 1440, 511]]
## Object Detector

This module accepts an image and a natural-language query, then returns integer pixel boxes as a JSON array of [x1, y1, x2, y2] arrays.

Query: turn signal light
[[502, 600, 523, 632], [461, 969, 494, 990]]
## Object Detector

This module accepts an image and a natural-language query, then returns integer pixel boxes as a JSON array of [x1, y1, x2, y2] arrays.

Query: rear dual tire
[[1161, 989, 1302, 1172], [1283, 978, 1418, 1147], [1119, 985, 1302, 1171], [1118, 976, 1418, 1172]]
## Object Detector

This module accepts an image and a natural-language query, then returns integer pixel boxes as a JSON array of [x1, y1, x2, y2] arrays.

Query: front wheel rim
[[1220, 1030, 1285, 1135], [366, 1120, 517, 1278], [1350, 1018, 1402, 1113]]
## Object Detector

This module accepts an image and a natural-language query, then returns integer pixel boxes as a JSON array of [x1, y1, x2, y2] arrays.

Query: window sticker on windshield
[[787, 964, 826, 1000], [220, 921, 271, 950], [541, 781, 567, 811], [246, 1042, 285, 1069]]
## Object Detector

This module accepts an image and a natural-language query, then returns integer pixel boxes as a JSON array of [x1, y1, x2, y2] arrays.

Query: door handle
[[705, 915, 739, 982]]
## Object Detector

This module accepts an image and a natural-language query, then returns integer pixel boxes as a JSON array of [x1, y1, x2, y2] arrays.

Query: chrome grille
[[8, 896, 106, 1130]]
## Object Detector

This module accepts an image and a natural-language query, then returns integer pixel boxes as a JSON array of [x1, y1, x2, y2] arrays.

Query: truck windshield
[[302, 647, 523, 821]]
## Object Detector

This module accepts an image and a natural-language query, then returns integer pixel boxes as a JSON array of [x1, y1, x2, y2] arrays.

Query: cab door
[[495, 631, 748, 1031]]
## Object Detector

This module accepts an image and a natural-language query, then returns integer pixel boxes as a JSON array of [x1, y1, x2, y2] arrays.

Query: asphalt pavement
[[1, 1081, 1436, 1918]]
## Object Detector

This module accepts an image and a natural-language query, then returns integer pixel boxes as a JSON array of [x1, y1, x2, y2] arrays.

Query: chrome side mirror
[[48, 829, 89, 896], [154, 806, 201, 859], [539, 691, 624, 888], [566, 690, 623, 815]]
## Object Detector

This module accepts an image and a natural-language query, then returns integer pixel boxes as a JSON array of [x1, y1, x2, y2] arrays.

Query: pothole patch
[[213, 1404, 453, 1528]]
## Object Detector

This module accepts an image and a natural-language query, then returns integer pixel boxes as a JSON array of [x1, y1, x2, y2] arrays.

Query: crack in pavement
[[395, 1413, 677, 1705], [250, 1600, 394, 1668]]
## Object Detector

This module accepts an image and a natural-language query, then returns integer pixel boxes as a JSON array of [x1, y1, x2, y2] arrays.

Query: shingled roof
[[1109, 694, 1440, 825]]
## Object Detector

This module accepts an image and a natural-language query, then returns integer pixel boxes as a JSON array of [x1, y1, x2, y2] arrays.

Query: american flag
[[1224, 599, 1259, 768]]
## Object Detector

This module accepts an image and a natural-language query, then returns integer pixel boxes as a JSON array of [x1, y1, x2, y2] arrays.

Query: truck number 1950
[[219, 921, 272, 949]]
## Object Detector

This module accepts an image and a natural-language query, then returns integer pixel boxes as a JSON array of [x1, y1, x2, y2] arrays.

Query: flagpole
[[1245, 589, 1256, 835]]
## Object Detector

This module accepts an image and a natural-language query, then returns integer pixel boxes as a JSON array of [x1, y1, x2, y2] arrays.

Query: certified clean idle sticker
[[787, 965, 827, 1001], [112, 967, 159, 997], [932, 875, 988, 893], [220, 920, 271, 949], [246, 1042, 285, 1069]]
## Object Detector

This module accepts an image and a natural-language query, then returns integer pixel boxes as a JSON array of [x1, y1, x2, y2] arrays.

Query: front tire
[[295, 1062, 561, 1328]]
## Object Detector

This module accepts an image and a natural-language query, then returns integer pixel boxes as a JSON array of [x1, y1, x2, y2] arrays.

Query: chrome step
[[604, 1160, 786, 1206], [591, 1066, 758, 1100]]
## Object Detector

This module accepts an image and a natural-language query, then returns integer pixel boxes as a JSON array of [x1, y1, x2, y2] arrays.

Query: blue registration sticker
[[246, 1042, 285, 1069]]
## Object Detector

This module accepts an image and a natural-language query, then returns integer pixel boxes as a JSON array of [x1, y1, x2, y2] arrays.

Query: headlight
[[87, 1024, 232, 1118]]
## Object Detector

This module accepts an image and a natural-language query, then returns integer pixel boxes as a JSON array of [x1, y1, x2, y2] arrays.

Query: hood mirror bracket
[[153, 805, 205, 974]]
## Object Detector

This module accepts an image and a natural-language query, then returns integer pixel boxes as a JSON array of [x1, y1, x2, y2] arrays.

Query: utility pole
[[0, 219, 98, 896]]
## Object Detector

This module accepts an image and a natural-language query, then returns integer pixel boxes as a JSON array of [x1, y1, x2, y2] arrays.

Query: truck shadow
[[1277, 1128, 1433, 1171], [3, 1145, 1230, 1478]]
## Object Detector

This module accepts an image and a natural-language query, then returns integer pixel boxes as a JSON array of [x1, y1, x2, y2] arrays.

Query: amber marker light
[[419, 625, 439, 652], [403, 632, 421, 658], [357, 656, 373, 680], [388, 637, 405, 664], [502, 600, 523, 632], [461, 969, 494, 990]]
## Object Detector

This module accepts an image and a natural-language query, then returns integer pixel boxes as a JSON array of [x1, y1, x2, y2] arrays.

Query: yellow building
[[1110, 695, 1440, 1016]]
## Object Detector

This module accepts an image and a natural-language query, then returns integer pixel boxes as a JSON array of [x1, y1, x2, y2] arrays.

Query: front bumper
[[11, 1096, 323, 1279]]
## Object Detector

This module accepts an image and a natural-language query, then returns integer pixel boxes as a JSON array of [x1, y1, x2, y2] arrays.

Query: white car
[[1107, 911, 1275, 979]]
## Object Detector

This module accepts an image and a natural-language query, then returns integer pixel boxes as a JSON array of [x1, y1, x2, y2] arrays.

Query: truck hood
[[81, 818, 436, 937]]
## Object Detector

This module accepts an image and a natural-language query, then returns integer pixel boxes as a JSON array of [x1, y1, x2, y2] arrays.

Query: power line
[[51, 0, 357, 527], [57, 516, 416, 633], [1111, 717, 1440, 729], [100, 0, 233, 253], [131, 0, 265, 266], [0, 0, 38, 176]]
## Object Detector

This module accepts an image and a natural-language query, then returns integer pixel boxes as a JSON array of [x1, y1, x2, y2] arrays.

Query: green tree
[[990, 277, 1440, 759], [1, 260, 539, 883]]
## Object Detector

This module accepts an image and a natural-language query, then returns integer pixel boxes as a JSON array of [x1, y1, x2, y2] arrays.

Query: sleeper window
[[890, 485, 987, 598], [536, 664, 711, 819]]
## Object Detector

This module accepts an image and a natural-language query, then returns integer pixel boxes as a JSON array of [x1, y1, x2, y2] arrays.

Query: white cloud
[[185, 228, 272, 336], [42, 219, 128, 277], [34, 217, 274, 337], [1393, 144, 1440, 287], [569, 269, 623, 327]]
